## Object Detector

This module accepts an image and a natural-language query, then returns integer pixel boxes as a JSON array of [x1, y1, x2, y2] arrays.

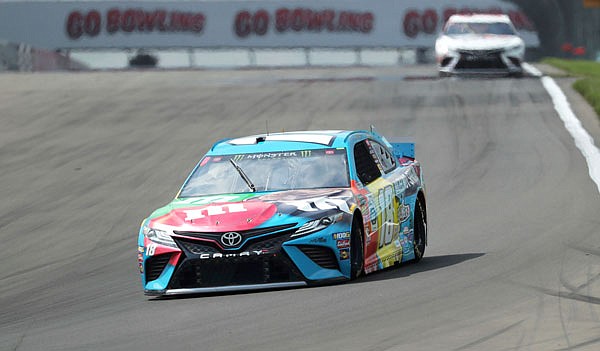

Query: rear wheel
[[350, 218, 364, 279], [413, 199, 426, 262]]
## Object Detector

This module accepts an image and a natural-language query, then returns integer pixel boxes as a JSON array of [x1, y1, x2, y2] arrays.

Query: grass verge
[[542, 58, 600, 117]]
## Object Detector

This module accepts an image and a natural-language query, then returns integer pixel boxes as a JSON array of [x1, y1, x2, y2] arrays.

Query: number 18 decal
[[146, 243, 157, 256], [378, 185, 396, 248]]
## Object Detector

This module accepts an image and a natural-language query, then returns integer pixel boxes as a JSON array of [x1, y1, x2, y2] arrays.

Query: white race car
[[435, 14, 525, 77]]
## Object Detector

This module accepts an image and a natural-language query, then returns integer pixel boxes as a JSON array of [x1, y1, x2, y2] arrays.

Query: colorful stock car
[[138, 129, 427, 296]]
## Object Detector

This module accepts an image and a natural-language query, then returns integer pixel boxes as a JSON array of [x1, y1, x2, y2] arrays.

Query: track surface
[[1, 66, 600, 351]]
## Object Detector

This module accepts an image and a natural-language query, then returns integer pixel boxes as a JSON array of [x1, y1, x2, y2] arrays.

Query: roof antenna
[[266, 120, 270, 136]]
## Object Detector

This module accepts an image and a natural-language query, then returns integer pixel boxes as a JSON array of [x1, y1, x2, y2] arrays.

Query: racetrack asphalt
[[1, 65, 599, 351]]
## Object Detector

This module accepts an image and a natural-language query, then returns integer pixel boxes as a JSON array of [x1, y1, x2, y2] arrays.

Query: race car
[[435, 14, 525, 77], [138, 129, 427, 296]]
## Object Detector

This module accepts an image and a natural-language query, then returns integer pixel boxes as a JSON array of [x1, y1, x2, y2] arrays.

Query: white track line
[[524, 62, 600, 193], [541, 76, 600, 194], [522, 62, 542, 77]]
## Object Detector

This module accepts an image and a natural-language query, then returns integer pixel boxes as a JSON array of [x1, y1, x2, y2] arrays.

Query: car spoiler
[[388, 137, 415, 159]]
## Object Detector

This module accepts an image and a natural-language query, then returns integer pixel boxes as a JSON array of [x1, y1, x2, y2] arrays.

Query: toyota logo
[[221, 232, 242, 247]]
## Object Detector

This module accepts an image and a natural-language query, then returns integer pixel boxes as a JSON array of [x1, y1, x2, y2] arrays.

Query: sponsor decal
[[66, 8, 205, 40], [381, 254, 396, 266], [392, 176, 408, 196], [367, 194, 378, 227], [399, 204, 411, 223], [309, 237, 327, 243], [365, 263, 377, 274], [153, 201, 277, 232], [357, 194, 367, 207], [333, 232, 351, 240], [198, 249, 269, 259], [336, 239, 350, 249], [234, 8, 374, 38], [137, 247, 144, 273], [399, 226, 414, 248], [184, 203, 248, 221], [300, 150, 312, 157], [339, 248, 350, 260], [232, 154, 245, 162], [284, 197, 351, 213], [405, 226, 414, 242], [407, 169, 420, 190], [245, 152, 298, 159]]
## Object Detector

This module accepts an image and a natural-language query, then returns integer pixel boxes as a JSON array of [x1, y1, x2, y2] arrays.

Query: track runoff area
[[1, 64, 600, 350], [523, 63, 600, 194]]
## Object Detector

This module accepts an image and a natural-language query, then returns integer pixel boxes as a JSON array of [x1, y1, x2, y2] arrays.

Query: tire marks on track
[[451, 320, 525, 351]]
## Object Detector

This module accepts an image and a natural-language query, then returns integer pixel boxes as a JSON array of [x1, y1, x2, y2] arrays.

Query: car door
[[352, 139, 403, 271]]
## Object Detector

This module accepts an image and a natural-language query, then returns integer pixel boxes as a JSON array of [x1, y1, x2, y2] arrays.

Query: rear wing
[[388, 137, 415, 159]]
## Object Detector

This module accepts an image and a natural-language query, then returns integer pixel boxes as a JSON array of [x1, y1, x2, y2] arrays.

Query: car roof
[[208, 130, 370, 155], [447, 14, 512, 24]]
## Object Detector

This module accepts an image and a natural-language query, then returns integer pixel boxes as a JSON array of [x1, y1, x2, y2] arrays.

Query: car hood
[[147, 188, 354, 233], [441, 34, 522, 51]]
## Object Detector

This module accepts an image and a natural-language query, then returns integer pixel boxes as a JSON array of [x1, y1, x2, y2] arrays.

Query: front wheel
[[350, 218, 364, 279], [413, 199, 426, 262]]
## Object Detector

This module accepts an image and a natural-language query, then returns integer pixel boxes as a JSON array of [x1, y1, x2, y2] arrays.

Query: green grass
[[542, 58, 600, 78], [573, 78, 600, 116], [542, 58, 600, 116]]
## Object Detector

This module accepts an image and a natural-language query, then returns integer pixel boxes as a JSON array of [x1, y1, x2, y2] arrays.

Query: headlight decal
[[143, 225, 177, 248], [292, 213, 343, 237]]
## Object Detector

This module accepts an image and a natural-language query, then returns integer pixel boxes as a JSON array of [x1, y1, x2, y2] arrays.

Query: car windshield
[[179, 148, 349, 197], [445, 22, 516, 36]]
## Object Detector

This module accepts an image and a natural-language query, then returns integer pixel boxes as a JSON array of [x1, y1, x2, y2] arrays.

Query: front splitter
[[145, 281, 307, 296]]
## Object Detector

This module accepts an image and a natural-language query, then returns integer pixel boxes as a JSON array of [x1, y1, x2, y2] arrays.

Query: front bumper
[[438, 49, 523, 76], [140, 221, 352, 296]]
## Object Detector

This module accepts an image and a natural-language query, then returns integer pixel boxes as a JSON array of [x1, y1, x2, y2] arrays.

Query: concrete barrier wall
[[0, 42, 20, 70], [0, 41, 87, 71]]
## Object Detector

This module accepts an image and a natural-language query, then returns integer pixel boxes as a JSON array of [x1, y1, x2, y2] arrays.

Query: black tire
[[413, 199, 426, 262], [350, 218, 364, 279]]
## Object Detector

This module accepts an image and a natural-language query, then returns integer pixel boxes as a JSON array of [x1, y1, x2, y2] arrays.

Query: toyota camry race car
[[435, 14, 525, 77], [138, 129, 427, 296]]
